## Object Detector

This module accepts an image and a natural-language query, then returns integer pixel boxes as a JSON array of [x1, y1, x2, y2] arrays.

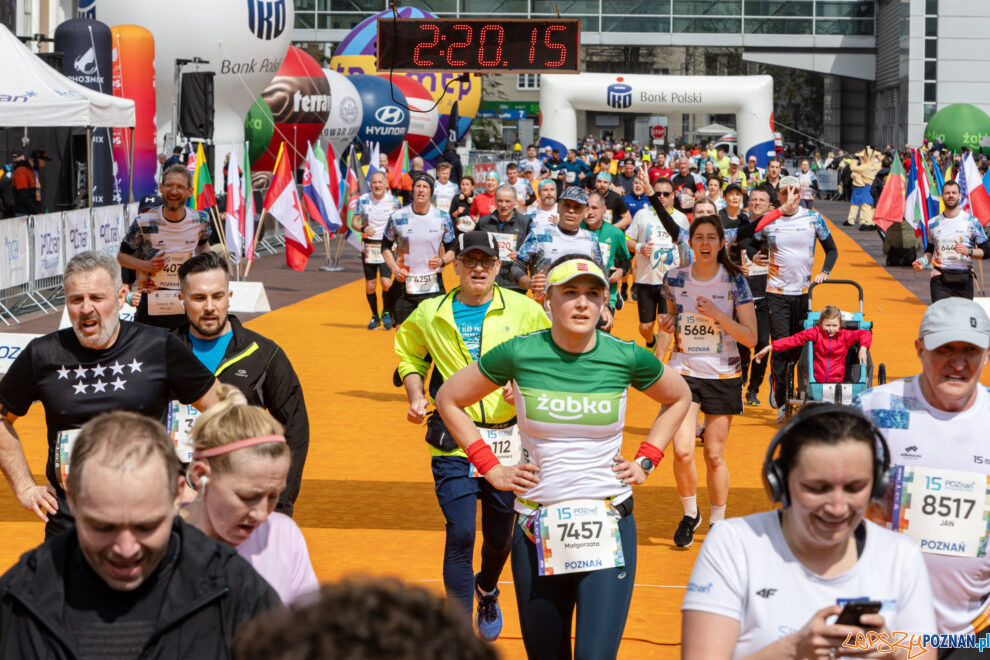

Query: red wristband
[[466, 439, 500, 476], [635, 441, 664, 465]]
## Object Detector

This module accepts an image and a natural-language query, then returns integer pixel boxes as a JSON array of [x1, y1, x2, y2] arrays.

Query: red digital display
[[377, 18, 581, 74]]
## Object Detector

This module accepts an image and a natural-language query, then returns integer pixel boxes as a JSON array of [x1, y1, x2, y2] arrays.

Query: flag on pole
[[873, 155, 907, 232], [226, 142, 244, 262], [263, 143, 313, 271], [302, 142, 342, 233], [324, 142, 342, 213], [365, 141, 381, 182], [919, 151, 943, 220], [389, 140, 409, 189], [243, 142, 256, 262], [961, 151, 990, 227], [193, 142, 217, 211], [905, 149, 933, 248]]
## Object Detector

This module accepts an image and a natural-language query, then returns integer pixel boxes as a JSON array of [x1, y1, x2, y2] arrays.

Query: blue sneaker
[[474, 573, 502, 642], [382, 312, 394, 330], [366, 315, 381, 330]]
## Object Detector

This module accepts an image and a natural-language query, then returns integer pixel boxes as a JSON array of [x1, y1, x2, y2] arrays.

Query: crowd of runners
[[0, 138, 987, 659]]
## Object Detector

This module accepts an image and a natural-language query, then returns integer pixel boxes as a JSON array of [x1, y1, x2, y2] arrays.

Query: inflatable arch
[[539, 73, 776, 167]]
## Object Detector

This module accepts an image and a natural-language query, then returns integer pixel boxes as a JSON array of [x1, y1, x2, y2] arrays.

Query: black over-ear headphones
[[762, 403, 890, 508]]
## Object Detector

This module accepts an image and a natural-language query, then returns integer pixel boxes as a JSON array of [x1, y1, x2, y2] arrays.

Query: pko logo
[[248, 0, 286, 41], [606, 82, 632, 109], [375, 106, 406, 126]]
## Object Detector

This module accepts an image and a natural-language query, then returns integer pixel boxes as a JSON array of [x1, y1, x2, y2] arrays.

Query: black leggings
[[767, 292, 808, 408], [737, 296, 770, 395], [511, 512, 637, 660]]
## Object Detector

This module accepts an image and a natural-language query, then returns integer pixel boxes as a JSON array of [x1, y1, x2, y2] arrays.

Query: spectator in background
[[0, 411, 280, 657], [12, 149, 49, 216], [616, 158, 638, 195], [162, 146, 183, 171], [437, 141, 462, 184], [397, 157, 426, 206]]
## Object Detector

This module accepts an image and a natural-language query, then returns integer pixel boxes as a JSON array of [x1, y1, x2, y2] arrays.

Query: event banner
[[93, 204, 126, 256], [111, 25, 158, 201], [54, 19, 116, 206], [33, 212, 64, 279], [63, 209, 92, 261], [0, 218, 30, 289]]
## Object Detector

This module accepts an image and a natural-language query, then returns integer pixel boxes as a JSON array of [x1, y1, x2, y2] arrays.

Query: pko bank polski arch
[[538, 73, 776, 167]]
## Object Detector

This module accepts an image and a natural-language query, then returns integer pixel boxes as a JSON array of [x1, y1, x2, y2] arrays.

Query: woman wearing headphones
[[681, 405, 934, 659], [436, 254, 691, 659], [183, 385, 318, 605]]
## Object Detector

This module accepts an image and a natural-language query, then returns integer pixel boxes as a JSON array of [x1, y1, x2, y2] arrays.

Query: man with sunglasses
[[394, 231, 550, 641]]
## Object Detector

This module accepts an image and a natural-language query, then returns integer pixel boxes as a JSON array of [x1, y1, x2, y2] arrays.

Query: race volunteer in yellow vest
[[394, 231, 550, 642], [173, 251, 309, 517], [117, 163, 212, 329]]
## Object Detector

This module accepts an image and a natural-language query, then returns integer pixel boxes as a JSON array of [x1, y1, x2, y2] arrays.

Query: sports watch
[[635, 456, 655, 474]]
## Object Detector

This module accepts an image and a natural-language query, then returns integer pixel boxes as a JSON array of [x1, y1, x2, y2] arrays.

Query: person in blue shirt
[[623, 168, 652, 218], [561, 148, 591, 189]]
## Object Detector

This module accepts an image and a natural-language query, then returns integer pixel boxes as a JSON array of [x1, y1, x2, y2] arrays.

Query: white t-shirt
[[750, 207, 831, 295], [927, 212, 988, 273], [354, 192, 400, 241], [682, 511, 936, 659], [383, 204, 455, 278], [662, 264, 753, 379], [433, 180, 459, 213], [528, 204, 558, 230], [856, 377, 990, 634], [510, 179, 532, 205], [516, 224, 604, 273], [625, 207, 690, 285], [236, 512, 320, 605]]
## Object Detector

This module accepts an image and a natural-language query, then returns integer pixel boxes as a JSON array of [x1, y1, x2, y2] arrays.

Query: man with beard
[[117, 163, 213, 329], [528, 178, 559, 229], [912, 180, 990, 301], [0, 251, 220, 538], [593, 172, 632, 229], [174, 251, 309, 516], [671, 156, 704, 215]]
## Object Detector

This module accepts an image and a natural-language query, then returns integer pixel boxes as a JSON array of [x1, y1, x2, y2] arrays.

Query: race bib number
[[406, 273, 440, 295], [151, 253, 192, 290], [436, 197, 452, 213], [456, 217, 476, 233], [936, 239, 963, 264], [55, 429, 81, 488], [534, 498, 625, 575], [364, 243, 385, 265], [743, 252, 768, 276], [168, 401, 200, 463], [678, 313, 721, 354], [599, 242, 612, 266], [678, 189, 695, 208], [147, 289, 184, 316], [892, 466, 989, 558], [565, 170, 576, 183], [492, 233, 516, 261], [469, 426, 522, 478]]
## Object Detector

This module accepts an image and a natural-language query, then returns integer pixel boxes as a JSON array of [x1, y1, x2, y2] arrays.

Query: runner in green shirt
[[435, 254, 691, 659]]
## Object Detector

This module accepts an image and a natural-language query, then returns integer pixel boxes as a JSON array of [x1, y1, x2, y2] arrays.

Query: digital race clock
[[376, 18, 581, 74]]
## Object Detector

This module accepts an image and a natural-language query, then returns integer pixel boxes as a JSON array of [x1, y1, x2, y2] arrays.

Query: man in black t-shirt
[[0, 411, 279, 657], [615, 158, 637, 196], [671, 156, 704, 215], [593, 172, 632, 229], [0, 251, 220, 537]]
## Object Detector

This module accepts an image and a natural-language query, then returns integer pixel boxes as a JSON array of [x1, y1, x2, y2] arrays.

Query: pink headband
[[192, 434, 286, 460]]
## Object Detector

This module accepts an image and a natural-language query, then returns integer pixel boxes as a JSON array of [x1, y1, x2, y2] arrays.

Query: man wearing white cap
[[856, 297, 990, 653]]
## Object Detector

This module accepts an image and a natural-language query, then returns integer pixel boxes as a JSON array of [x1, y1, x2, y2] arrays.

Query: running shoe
[[382, 312, 394, 330], [858, 223, 876, 232], [776, 407, 787, 423], [745, 391, 761, 406], [674, 513, 703, 548], [615, 294, 624, 311], [474, 573, 503, 642], [645, 334, 657, 350], [367, 315, 381, 330]]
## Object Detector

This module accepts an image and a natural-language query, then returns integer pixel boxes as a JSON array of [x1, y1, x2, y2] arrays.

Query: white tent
[[696, 122, 733, 137], [0, 23, 135, 207], [0, 23, 135, 127]]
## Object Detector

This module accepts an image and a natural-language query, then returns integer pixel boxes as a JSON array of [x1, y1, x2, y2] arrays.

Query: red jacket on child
[[771, 325, 872, 384]]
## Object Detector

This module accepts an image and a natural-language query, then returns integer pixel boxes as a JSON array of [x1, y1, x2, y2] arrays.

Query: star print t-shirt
[[0, 321, 215, 504]]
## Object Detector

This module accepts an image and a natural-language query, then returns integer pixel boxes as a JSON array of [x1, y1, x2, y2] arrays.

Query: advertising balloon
[[54, 19, 115, 205], [244, 97, 275, 164], [94, 0, 293, 174], [349, 74, 409, 157], [320, 69, 363, 159], [329, 6, 436, 76], [251, 46, 332, 172], [110, 25, 158, 202], [924, 103, 990, 154], [406, 72, 482, 144], [378, 74, 437, 159]]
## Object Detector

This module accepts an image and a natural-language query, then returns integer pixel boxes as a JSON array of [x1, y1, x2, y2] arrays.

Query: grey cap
[[559, 186, 589, 205], [919, 297, 990, 350], [779, 175, 800, 188]]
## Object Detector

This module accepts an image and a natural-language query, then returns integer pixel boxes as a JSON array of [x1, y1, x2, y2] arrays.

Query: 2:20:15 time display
[[377, 18, 581, 73]]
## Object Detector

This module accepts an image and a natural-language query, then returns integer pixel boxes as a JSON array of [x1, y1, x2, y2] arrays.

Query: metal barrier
[[816, 169, 840, 200]]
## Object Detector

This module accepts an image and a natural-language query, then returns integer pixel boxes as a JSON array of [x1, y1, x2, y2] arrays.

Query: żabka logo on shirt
[[521, 388, 621, 425]]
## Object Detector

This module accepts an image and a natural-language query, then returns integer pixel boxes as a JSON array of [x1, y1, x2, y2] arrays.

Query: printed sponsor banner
[[93, 205, 126, 256], [63, 209, 92, 260], [0, 217, 30, 288], [33, 213, 64, 279], [0, 333, 38, 375]]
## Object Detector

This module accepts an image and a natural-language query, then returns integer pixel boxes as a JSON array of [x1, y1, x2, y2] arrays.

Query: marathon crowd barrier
[[0, 204, 136, 325], [0, 332, 39, 376], [817, 169, 840, 200]]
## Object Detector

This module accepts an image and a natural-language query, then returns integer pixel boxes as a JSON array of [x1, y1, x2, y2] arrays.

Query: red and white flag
[[263, 143, 313, 271], [226, 142, 244, 263]]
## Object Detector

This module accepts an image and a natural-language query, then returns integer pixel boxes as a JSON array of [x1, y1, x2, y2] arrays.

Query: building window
[[517, 74, 540, 90]]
